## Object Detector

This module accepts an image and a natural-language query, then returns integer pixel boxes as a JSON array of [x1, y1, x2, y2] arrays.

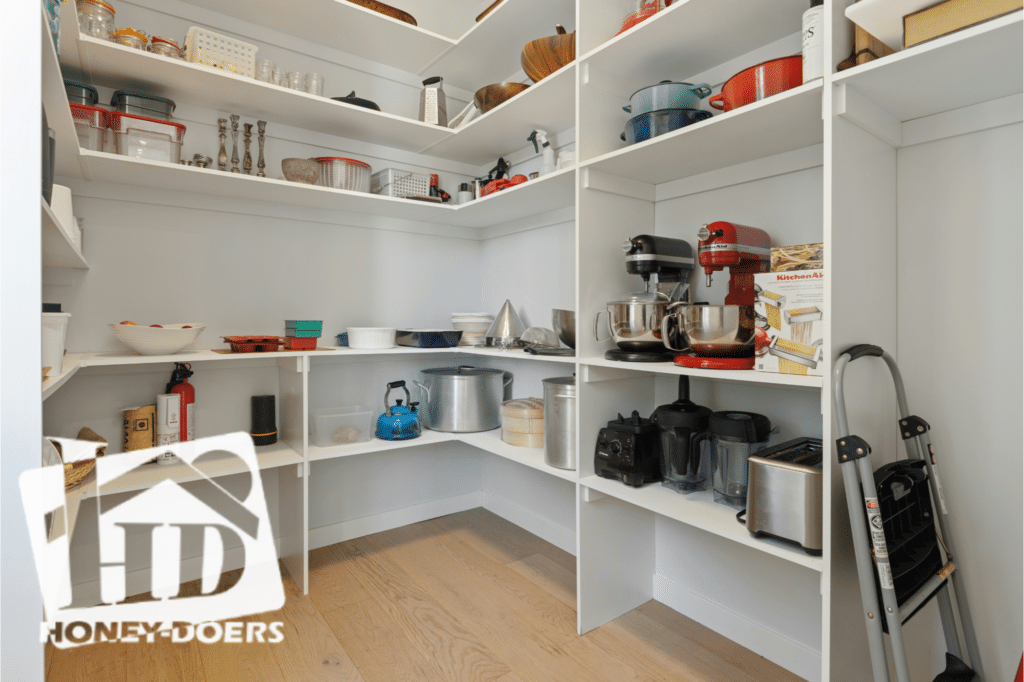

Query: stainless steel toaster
[[745, 438, 823, 555]]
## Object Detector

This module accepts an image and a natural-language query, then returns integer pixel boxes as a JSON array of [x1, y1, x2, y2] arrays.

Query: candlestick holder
[[257, 121, 267, 178], [230, 115, 240, 173]]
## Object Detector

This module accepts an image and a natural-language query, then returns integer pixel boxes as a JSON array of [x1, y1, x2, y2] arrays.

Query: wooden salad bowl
[[521, 25, 576, 83]]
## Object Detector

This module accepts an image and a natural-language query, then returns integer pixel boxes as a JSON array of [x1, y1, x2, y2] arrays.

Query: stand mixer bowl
[[662, 304, 755, 356], [595, 294, 672, 353]]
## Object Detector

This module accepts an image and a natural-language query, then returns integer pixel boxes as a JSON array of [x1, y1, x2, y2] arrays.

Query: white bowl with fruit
[[109, 322, 206, 355]]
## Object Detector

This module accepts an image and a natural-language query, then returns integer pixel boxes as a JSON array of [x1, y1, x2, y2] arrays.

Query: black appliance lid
[[651, 400, 712, 429], [710, 411, 771, 441], [604, 410, 657, 434]]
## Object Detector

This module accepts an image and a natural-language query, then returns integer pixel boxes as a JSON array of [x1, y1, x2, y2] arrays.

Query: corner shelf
[[580, 474, 823, 572], [42, 352, 89, 401], [41, 198, 88, 269], [580, 0, 808, 83], [309, 429, 458, 462], [832, 12, 1023, 123], [459, 429, 575, 482], [580, 356, 823, 389], [581, 82, 824, 185]]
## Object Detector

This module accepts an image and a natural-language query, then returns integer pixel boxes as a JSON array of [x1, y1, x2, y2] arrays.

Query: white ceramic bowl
[[109, 323, 206, 355], [452, 320, 492, 334], [347, 327, 396, 349]]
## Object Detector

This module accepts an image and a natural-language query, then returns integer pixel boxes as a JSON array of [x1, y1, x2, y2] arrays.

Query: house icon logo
[[21, 432, 285, 648]]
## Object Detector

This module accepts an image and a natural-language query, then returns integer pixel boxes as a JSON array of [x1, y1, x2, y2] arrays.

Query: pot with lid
[[623, 80, 713, 115], [415, 366, 513, 433]]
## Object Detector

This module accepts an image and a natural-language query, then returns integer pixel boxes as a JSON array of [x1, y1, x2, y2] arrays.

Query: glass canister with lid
[[149, 36, 183, 59], [77, 0, 116, 41], [113, 27, 148, 50]]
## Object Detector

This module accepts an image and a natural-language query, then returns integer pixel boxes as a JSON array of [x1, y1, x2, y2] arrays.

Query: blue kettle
[[375, 380, 422, 441]]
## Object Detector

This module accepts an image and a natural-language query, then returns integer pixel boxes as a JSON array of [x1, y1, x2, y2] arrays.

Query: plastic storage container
[[77, 0, 116, 41], [314, 157, 372, 192], [111, 91, 176, 120], [64, 80, 99, 106], [371, 169, 430, 199], [108, 111, 186, 163], [312, 406, 373, 448], [69, 103, 109, 153], [184, 26, 258, 78]]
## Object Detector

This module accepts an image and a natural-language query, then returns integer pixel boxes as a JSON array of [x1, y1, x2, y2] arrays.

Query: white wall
[[896, 122, 1024, 681]]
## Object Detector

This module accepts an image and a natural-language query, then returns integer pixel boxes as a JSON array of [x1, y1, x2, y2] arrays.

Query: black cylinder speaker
[[250, 395, 277, 446]]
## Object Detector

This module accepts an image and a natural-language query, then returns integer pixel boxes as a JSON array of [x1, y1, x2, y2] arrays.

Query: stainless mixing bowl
[[661, 304, 755, 356], [595, 295, 673, 353], [552, 309, 575, 349]]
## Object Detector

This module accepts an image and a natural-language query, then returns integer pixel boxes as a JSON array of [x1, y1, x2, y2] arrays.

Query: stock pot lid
[[422, 366, 504, 378]]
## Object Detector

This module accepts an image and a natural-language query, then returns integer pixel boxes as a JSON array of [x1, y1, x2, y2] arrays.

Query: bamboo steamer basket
[[521, 25, 576, 83], [501, 398, 544, 447]]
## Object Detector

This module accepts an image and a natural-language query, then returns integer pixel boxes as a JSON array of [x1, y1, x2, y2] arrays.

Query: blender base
[[674, 354, 754, 370], [661, 479, 707, 495]]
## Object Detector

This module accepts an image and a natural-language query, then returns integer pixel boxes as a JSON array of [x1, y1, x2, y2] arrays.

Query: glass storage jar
[[113, 27, 148, 50], [77, 0, 116, 41], [149, 36, 183, 59]]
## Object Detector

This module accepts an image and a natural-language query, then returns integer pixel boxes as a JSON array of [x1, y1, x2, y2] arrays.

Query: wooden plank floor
[[46, 508, 804, 682]]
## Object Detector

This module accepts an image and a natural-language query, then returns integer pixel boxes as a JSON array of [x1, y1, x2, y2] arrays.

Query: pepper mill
[[230, 115, 240, 173], [256, 120, 267, 178], [217, 118, 228, 171], [243, 123, 253, 175]]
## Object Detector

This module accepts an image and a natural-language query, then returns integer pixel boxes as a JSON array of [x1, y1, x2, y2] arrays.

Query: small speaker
[[250, 395, 277, 446]]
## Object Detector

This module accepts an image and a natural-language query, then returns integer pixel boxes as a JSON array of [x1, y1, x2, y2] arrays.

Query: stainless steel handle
[[413, 380, 430, 403], [660, 313, 688, 352], [594, 310, 612, 342]]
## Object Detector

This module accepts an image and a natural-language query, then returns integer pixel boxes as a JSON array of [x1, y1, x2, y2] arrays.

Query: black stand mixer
[[598, 235, 695, 363]]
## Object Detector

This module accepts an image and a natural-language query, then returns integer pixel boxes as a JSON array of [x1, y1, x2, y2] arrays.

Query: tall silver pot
[[415, 366, 512, 432]]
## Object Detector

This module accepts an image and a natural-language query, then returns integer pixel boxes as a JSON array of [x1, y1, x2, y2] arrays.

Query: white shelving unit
[[35, 1, 1022, 681], [41, 197, 87, 269]]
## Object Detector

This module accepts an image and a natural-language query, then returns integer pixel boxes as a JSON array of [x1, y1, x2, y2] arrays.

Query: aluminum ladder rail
[[833, 344, 983, 682]]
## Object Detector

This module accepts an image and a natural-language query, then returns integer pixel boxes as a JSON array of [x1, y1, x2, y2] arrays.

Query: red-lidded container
[[222, 336, 285, 353], [69, 103, 109, 152], [284, 337, 317, 351], [108, 110, 186, 163], [313, 157, 371, 192]]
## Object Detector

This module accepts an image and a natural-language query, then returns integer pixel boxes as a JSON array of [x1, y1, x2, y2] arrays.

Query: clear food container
[[314, 157, 372, 193], [77, 0, 116, 41], [312, 407, 373, 448], [109, 111, 186, 163], [149, 36, 183, 59], [113, 27, 148, 50], [69, 103, 109, 152]]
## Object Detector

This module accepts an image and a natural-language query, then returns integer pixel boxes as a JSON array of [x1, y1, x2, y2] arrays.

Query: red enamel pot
[[708, 55, 803, 112]]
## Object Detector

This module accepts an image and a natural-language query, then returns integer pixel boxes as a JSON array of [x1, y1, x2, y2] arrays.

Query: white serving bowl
[[109, 323, 206, 355], [452, 320, 492, 334], [347, 327, 396, 349]]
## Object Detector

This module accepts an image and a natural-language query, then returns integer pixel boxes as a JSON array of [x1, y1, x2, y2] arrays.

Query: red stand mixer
[[672, 222, 771, 370]]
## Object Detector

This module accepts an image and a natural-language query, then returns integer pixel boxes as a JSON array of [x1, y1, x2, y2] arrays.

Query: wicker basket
[[184, 27, 258, 79], [371, 169, 430, 199], [51, 427, 107, 490]]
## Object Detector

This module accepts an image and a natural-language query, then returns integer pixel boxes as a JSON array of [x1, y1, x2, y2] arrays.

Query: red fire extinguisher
[[166, 363, 195, 443]]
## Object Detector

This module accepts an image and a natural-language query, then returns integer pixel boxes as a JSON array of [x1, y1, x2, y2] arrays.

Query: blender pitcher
[[651, 377, 713, 494], [710, 411, 774, 508]]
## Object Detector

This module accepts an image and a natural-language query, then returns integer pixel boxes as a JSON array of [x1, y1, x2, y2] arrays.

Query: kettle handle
[[384, 381, 412, 418]]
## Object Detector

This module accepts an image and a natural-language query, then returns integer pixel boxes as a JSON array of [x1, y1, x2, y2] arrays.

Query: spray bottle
[[527, 130, 557, 177]]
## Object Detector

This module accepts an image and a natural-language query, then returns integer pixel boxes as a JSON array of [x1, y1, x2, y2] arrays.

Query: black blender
[[709, 410, 775, 508], [597, 235, 695, 363], [650, 376, 713, 494]]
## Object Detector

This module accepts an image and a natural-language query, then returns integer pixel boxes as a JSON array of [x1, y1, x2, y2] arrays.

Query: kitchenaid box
[[754, 270, 825, 377]]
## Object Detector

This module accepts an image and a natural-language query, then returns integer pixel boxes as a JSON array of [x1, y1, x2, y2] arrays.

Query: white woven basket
[[184, 27, 258, 79], [371, 169, 430, 199]]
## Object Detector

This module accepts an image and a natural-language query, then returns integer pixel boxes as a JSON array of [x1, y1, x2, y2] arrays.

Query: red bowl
[[709, 55, 803, 112]]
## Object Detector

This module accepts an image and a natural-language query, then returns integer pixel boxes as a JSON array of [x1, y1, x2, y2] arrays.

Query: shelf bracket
[[582, 168, 656, 202], [582, 364, 649, 384], [582, 486, 607, 503], [834, 83, 902, 148]]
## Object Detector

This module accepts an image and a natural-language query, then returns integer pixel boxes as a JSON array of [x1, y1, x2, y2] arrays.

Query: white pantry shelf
[[581, 0, 808, 84], [178, 0, 574, 92], [458, 345, 576, 363], [436, 167, 576, 228], [582, 82, 823, 185], [309, 428, 459, 462], [580, 475, 823, 572], [580, 356, 823, 389], [66, 35, 453, 154], [832, 12, 1023, 123], [79, 151, 457, 223], [42, 8, 85, 178], [459, 429, 575, 482], [42, 352, 89, 401], [424, 63, 576, 165], [42, 198, 88, 269]]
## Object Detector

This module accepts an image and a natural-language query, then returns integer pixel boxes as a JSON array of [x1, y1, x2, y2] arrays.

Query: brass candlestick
[[243, 123, 253, 175], [217, 118, 228, 171], [257, 121, 266, 177], [230, 115, 240, 173]]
